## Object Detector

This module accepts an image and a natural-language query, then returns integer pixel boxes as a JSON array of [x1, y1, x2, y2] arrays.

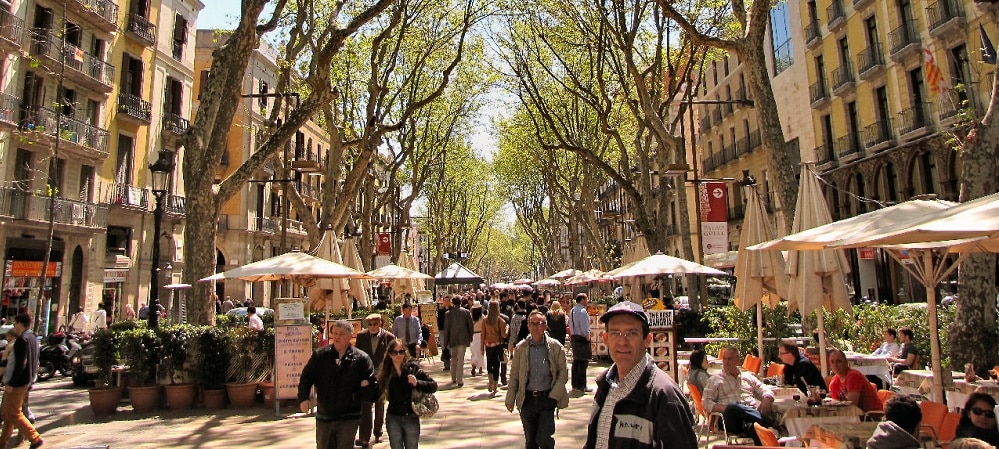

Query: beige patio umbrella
[[564, 269, 610, 286], [310, 230, 351, 315], [340, 237, 371, 308], [391, 250, 424, 302], [780, 163, 853, 375], [735, 181, 789, 361], [611, 252, 726, 308], [551, 268, 582, 279], [199, 250, 373, 283], [367, 264, 434, 280], [620, 235, 651, 300]]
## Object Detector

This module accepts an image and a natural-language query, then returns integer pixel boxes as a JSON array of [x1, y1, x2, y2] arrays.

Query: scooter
[[38, 331, 84, 381]]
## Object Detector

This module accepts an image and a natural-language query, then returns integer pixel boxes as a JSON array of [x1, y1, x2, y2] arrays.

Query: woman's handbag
[[411, 389, 439, 418]]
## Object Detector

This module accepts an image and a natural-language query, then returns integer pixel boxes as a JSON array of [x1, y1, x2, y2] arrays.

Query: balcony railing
[[712, 107, 722, 123], [21, 106, 111, 156], [888, 20, 920, 58], [165, 194, 185, 215], [749, 130, 761, 151], [928, 0, 965, 33], [30, 30, 115, 90], [861, 121, 895, 150], [809, 80, 829, 105], [256, 216, 278, 233], [126, 13, 156, 44], [117, 92, 152, 123], [804, 21, 821, 47], [854, 0, 874, 8], [67, 0, 119, 32], [827, 1, 846, 29], [835, 134, 861, 159], [857, 45, 885, 78], [816, 142, 836, 165], [700, 117, 711, 133], [722, 144, 737, 163], [737, 136, 750, 156], [104, 183, 149, 209], [0, 92, 19, 126], [896, 102, 932, 135], [0, 187, 109, 229], [163, 112, 190, 135], [831, 63, 855, 93], [0, 8, 25, 47], [722, 102, 733, 116]]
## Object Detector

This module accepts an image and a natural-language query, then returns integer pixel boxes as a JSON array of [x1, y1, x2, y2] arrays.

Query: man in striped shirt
[[701, 347, 776, 445]]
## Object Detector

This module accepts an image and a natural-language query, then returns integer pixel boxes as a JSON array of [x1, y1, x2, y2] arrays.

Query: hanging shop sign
[[103, 269, 129, 283], [4, 261, 62, 278]]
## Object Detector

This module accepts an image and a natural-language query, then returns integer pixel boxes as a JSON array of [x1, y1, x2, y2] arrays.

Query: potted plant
[[256, 328, 278, 407], [225, 327, 263, 408], [195, 326, 230, 409], [120, 327, 161, 412], [158, 324, 195, 410], [88, 329, 123, 415]]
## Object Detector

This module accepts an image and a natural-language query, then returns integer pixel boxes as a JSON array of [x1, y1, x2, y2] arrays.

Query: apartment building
[[196, 30, 329, 306], [0, 0, 201, 330], [800, 0, 993, 302]]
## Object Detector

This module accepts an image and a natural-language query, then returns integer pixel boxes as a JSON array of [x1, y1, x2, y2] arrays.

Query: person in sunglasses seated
[[956, 393, 999, 447]]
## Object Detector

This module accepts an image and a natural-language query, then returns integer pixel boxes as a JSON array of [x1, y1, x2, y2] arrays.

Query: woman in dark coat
[[378, 338, 438, 449]]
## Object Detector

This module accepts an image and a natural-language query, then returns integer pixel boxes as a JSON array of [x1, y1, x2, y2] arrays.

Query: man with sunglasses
[[584, 301, 697, 449], [354, 314, 395, 448], [506, 311, 569, 449], [827, 349, 882, 413]]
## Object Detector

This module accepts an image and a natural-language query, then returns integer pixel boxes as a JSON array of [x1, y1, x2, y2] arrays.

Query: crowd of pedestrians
[[298, 288, 697, 449]]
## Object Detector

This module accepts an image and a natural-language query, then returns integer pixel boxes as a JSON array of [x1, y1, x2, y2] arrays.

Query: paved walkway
[[25, 355, 615, 448]]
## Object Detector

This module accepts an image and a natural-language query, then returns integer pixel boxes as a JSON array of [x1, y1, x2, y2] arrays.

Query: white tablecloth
[[778, 403, 863, 438], [845, 353, 891, 386]]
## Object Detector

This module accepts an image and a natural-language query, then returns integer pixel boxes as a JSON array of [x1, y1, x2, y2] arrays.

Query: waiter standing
[[568, 293, 591, 397]]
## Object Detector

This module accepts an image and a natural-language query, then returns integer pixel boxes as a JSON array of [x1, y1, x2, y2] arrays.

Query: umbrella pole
[[817, 307, 828, 377], [923, 251, 945, 403], [758, 304, 765, 363]]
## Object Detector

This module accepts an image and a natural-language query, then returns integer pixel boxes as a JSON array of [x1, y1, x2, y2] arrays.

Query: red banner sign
[[376, 232, 392, 255], [699, 182, 729, 255], [4, 261, 62, 278], [859, 247, 875, 260]]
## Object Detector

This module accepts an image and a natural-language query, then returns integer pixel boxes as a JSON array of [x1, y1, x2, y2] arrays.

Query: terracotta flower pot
[[128, 385, 162, 412], [89, 387, 124, 415], [202, 388, 226, 410], [260, 382, 276, 408], [225, 382, 258, 409], [164, 383, 197, 411]]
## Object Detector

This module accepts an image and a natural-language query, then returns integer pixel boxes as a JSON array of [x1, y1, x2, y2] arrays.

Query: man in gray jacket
[[441, 297, 474, 387], [506, 310, 569, 449], [866, 395, 922, 449]]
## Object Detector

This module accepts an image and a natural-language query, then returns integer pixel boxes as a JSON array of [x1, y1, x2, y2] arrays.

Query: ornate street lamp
[[148, 150, 175, 328]]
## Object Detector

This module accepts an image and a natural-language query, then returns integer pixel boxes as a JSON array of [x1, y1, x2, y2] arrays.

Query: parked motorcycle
[[38, 331, 86, 381]]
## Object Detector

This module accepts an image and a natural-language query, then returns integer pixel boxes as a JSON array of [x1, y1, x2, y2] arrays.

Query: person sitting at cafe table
[[866, 394, 922, 449], [955, 393, 999, 447], [870, 328, 900, 358], [702, 347, 776, 445], [779, 339, 826, 394], [886, 328, 919, 376], [827, 349, 883, 413]]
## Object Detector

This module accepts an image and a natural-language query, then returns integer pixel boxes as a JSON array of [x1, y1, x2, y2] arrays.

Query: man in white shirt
[[68, 307, 88, 333], [702, 347, 776, 445], [93, 303, 108, 331], [871, 328, 900, 358], [247, 306, 264, 331]]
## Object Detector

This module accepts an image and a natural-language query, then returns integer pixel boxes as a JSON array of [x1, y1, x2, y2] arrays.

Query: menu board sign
[[275, 324, 314, 399]]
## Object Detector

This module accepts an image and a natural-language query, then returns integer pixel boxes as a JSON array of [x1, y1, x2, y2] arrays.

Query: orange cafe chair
[[938, 412, 961, 448], [753, 423, 780, 448], [743, 354, 762, 375], [688, 381, 737, 446], [766, 363, 785, 378], [918, 400, 949, 440]]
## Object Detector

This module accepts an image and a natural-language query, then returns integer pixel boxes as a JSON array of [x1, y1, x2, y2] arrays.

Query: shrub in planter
[[90, 329, 119, 389], [159, 324, 196, 410], [195, 326, 231, 391], [119, 327, 162, 412]]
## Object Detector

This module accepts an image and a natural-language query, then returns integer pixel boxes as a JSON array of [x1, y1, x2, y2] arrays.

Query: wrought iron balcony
[[804, 21, 821, 49], [827, 1, 846, 30], [927, 0, 966, 37], [831, 63, 855, 94], [0, 8, 25, 50], [0, 92, 19, 129], [888, 20, 921, 60], [722, 102, 733, 116], [0, 187, 109, 229], [896, 102, 933, 136], [164, 194, 186, 215], [835, 134, 861, 160], [126, 12, 155, 45], [809, 80, 829, 107], [712, 107, 722, 123], [857, 45, 886, 80], [29, 30, 115, 93], [815, 142, 837, 166], [162, 112, 190, 135], [117, 92, 152, 123], [291, 149, 324, 173], [722, 144, 737, 163], [19, 106, 111, 158], [861, 121, 895, 151], [749, 130, 761, 151], [103, 183, 149, 209], [67, 0, 119, 33], [256, 216, 278, 233]]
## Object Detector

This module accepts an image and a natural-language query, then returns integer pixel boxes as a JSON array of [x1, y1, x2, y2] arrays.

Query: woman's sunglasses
[[971, 407, 996, 418], [389, 349, 407, 355]]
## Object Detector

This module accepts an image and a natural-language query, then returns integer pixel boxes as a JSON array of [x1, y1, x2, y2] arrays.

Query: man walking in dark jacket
[[585, 302, 697, 449], [442, 297, 474, 387], [0, 313, 43, 449], [299, 320, 378, 449], [354, 314, 395, 447]]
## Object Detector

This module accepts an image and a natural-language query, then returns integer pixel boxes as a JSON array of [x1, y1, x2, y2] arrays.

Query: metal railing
[[928, 0, 965, 31], [816, 143, 836, 165], [888, 20, 920, 56], [896, 102, 932, 135], [30, 29, 115, 88], [861, 121, 894, 148], [163, 112, 189, 135], [126, 13, 155, 43], [804, 21, 821, 45], [857, 45, 885, 74], [0, 187, 108, 228], [827, 1, 846, 28], [165, 194, 185, 215], [722, 102, 733, 116], [831, 63, 855, 91], [809, 80, 828, 104], [117, 92, 151, 122], [722, 144, 736, 162], [749, 130, 761, 150], [712, 107, 722, 123], [0, 92, 19, 124], [21, 106, 111, 155], [835, 134, 861, 158], [69, 0, 119, 28], [104, 182, 149, 208], [0, 8, 25, 46], [256, 216, 278, 233]]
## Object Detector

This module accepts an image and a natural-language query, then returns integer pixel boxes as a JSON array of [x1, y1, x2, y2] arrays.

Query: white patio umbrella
[[391, 250, 426, 302], [564, 269, 611, 286], [340, 237, 371, 307], [199, 251, 373, 283], [512, 278, 535, 285], [551, 268, 582, 279], [779, 163, 853, 375], [310, 230, 352, 315], [620, 235, 651, 300], [735, 181, 789, 361], [611, 252, 725, 309], [367, 264, 434, 280]]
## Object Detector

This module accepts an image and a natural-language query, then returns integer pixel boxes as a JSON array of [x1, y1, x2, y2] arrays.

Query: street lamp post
[[148, 150, 176, 329]]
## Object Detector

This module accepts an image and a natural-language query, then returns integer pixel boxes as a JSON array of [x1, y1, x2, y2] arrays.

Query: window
[[164, 77, 183, 116], [121, 53, 143, 96], [79, 165, 94, 202], [847, 101, 860, 149], [198, 70, 210, 99], [815, 55, 826, 88], [64, 21, 81, 47], [864, 16, 879, 48], [51, 158, 65, 198], [821, 114, 835, 161], [172, 14, 188, 60], [59, 87, 76, 117], [14, 149, 31, 190], [258, 80, 269, 111], [770, 2, 794, 74], [949, 45, 972, 107], [838, 37, 850, 69], [116, 135, 134, 184], [909, 67, 925, 122], [875, 85, 891, 126], [106, 226, 132, 255]]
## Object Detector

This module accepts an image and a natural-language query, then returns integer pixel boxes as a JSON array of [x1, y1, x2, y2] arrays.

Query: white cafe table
[[774, 399, 863, 439], [946, 379, 999, 411], [843, 352, 891, 386], [895, 369, 959, 397]]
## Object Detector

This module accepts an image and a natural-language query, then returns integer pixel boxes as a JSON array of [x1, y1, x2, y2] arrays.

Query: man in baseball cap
[[584, 302, 697, 449]]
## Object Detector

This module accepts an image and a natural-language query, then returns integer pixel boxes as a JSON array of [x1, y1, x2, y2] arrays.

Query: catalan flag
[[923, 48, 947, 96]]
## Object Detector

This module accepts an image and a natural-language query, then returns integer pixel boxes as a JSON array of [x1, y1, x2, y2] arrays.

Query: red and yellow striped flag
[[923, 48, 947, 96]]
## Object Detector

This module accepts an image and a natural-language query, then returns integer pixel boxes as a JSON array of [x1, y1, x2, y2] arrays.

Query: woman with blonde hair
[[480, 300, 508, 394], [378, 338, 437, 449], [545, 300, 567, 345]]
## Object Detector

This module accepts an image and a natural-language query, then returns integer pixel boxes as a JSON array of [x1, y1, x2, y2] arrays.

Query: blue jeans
[[520, 395, 556, 449], [387, 413, 421, 449], [722, 403, 773, 445]]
